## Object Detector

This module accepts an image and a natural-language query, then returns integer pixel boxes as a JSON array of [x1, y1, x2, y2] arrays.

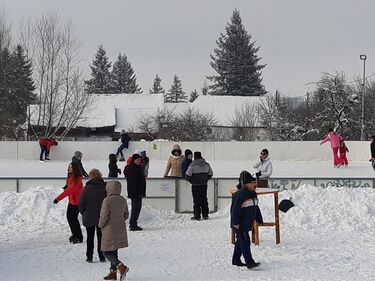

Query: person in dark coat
[[39, 138, 58, 161], [185, 151, 213, 220], [72, 151, 89, 177], [124, 154, 146, 231], [116, 130, 131, 161], [182, 149, 193, 176], [108, 153, 121, 178], [79, 169, 107, 263], [231, 171, 263, 269], [370, 135, 375, 170]]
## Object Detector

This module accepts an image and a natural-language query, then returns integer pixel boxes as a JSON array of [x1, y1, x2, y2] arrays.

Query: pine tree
[[165, 75, 187, 103], [201, 80, 208, 96], [84, 45, 112, 94], [189, 89, 199, 102], [111, 53, 142, 93], [149, 74, 165, 94], [208, 9, 266, 96], [10, 45, 36, 122], [0, 48, 12, 122]]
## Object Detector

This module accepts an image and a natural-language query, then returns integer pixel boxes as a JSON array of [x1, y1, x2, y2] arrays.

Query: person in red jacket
[[53, 162, 84, 244], [339, 141, 349, 167], [39, 138, 58, 161]]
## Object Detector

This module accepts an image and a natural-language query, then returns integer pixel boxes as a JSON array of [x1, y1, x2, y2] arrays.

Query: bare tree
[[229, 101, 260, 140], [19, 13, 91, 140], [0, 8, 12, 52]]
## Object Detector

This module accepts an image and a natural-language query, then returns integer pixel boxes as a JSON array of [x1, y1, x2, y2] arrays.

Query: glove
[[118, 169, 122, 175], [62, 185, 68, 190], [256, 171, 261, 178], [260, 157, 264, 162], [53, 199, 58, 204]]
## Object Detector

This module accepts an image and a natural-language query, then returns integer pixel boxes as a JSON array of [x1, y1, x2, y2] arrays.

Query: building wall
[[0, 141, 371, 161]]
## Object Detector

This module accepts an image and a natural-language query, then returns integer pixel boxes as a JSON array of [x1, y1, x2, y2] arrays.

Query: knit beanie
[[194, 151, 202, 159], [185, 149, 193, 158]]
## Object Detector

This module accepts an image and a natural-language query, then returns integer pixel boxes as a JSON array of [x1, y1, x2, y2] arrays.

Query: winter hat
[[109, 153, 117, 162], [140, 150, 147, 157], [132, 154, 141, 161], [261, 149, 269, 155], [185, 149, 193, 157], [194, 151, 202, 159], [74, 151, 83, 158], [121, 129, 126, 134], [240, 170, 256, 184]]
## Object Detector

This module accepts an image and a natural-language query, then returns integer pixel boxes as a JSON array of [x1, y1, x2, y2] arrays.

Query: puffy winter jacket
[[124, 162, 146, 198], [55, 175, 83, 205], [253, 157, 273, 179], [185, 158, 213, 186], [320, 132, 344, 148], [39, 139, 57, 151], [164, 144, 185, 177]]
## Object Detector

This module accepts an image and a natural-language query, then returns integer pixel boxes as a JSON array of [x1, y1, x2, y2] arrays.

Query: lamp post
[[360, 55, 367, 141]]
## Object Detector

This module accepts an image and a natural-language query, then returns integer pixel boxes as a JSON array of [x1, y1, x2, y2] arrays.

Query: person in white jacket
[[253, 149, 273, 179]]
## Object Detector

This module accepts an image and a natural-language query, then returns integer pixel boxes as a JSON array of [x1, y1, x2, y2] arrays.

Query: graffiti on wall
[[268, 179, 374, 190], [318, 179, 373, 189]]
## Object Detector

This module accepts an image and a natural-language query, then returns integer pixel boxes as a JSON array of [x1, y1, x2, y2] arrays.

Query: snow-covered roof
[[77, 104, 116, 128]]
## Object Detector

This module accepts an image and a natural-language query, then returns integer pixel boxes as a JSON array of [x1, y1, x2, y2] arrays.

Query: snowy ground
[[0, 159, 375, 178], [0, 185, 374, 281]]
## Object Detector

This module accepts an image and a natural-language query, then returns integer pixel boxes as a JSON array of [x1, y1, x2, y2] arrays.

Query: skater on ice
[[79, 168, 107, 263], [320, 128, 344, 167], [72, 150, 89, 177], [99, 181, 130, 280], [231, 171, 263, 269], [339, 141, 349, 167], [108, 153, 122, 178], [116, 130, 131, 162], [38, 138, 58, 161], [53, 162, 84, 244]]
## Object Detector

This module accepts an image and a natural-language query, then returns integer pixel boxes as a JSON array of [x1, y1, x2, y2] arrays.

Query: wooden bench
[[230, 188, 280, 245]]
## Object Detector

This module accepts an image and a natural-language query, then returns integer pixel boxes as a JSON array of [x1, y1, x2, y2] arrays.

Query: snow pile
[[0, 186, 67, 232], [280, 185, 375, 233]]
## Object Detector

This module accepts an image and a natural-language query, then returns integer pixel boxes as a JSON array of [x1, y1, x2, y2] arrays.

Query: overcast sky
[[1, 0, 374, 97]]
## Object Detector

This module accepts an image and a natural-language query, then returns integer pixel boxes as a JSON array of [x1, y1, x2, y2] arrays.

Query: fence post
[[214, 178, 218, 212], [16, 179, 19, 193]]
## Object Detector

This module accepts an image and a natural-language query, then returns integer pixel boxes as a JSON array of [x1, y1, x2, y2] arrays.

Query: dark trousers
[[103, 250, 122, 270], [116, 144, 127, 158], [85, 226, 104, 260], [67, 203, 83, 239], [129, 198, 142, 227], [232, 229, 255, 265], [191, 185, 209, 219], [39, 144, 48, 160]]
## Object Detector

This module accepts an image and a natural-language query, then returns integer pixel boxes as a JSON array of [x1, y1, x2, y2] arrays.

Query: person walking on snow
[[99, 181, 130, 281], [116, 130, 131, 161], [231, 171, 263, 269], [370, 135, 375, 170], [185, 151, 213, 220], [108, 154, 122, 178], [79, 169, 107, 263], [124, 154, 146, 231], [320, 128, 344, 167], [339, 141, 349, 167], [39, 138, 58, 161], [72, 151, 89, 177], [164, 144, 185, 177], [53, 162, 84, 244], [253, 149, 273, 179]]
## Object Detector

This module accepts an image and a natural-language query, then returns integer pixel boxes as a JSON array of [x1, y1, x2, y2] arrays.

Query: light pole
[[360, 55, 367, 141]]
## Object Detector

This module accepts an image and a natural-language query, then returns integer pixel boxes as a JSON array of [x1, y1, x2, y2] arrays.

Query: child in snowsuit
[[230, 171, 263, 269], [339, 141, 349, 167], [108, 154, 121, 178]]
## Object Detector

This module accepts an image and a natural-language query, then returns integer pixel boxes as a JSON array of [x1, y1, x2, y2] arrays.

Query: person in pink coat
[[320, 128, 344, 167]]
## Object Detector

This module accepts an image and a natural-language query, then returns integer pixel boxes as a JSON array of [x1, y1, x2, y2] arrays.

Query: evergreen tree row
[[0, 45, 35, 139], [85, 45, 142, 94]]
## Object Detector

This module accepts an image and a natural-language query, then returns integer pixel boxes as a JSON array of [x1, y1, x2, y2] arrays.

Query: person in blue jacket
[[182, 149, 193, 176], [231, 170, 263, 269], [116, 130, 131, 161]]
